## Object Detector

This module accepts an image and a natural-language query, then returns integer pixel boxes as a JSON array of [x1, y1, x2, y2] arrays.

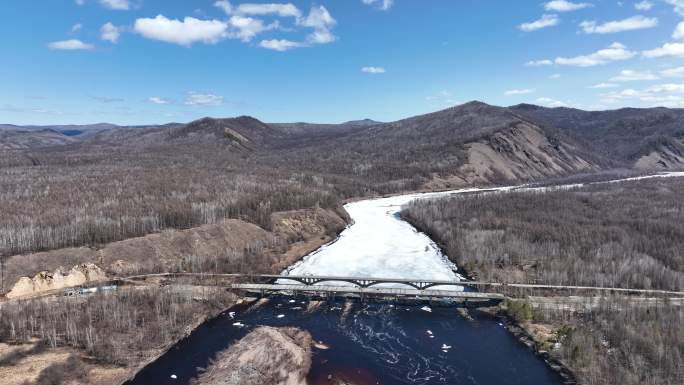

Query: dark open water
[[125, 297, 564, 385]]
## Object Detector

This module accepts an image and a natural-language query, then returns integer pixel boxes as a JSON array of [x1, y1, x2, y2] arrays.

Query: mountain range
[[2, 101, 683, 183]]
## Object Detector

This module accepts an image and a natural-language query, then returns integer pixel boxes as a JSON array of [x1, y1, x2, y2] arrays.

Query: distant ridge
[[342, 119, 382, 127], [3, 101, 683, 175]]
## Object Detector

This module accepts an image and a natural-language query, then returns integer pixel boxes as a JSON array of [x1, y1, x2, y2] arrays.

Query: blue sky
[[2, 0, 684, 125]]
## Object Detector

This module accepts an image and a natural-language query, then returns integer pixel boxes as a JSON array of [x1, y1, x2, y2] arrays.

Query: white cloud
[[589, 82, 619, 88], [505, 89, 535, 95], [634, 1, 653, 10], [642, 42, 684, 58], [134, 15, 228, 46], [361, 66, 386, 74], [99, 0, 129, 10], [47, 39, 95, 50], [300, 6, 337, 44], [184, 92, 223, 106], [661, 66, 684, 77], [137, 6, 337, 51], [300, 6, 336, 31], [640, 24, 684, 57], [518, 14, 559, 32], [228, 15, 276, 42], [426, 90, 461, 106], [214, 2, 337, 49], [237, 3, 301, 18], [215, 1, 302, 18], [362, 0, 394, 11], [544, 1, 592, 12], [672, 21, 684, 39], [549, 73, 562, 79], [307, 28, 336, 44], [555, 42, 636, 67], [525, 59, 553, 66], [71, 23, 83, 33], [148, 97, 172, 105], [665, 0, 684, 16], [259, 39, 302, 51], [75, 0, 85, 5], [214, 0, 233, 14], [600, 83, 684, 107], [100, 22, 121, 43], [536, 97, 568, 107], [609, 69, 659, 81], [579, 15, 657, 34]]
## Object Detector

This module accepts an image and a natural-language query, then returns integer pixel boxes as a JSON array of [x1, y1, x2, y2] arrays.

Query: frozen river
[[281, 187, 507, 287], [282, 171, 684, 285], [127, 171, 684, 385]]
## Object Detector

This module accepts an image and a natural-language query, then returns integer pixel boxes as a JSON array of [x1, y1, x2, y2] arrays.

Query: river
[[125, 171, 684, 385]]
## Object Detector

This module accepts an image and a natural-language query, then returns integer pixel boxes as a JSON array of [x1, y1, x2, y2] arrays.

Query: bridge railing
[[122, 272, 684, 297]]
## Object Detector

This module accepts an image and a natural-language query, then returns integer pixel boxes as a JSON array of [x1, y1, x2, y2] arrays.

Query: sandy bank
[[194, 326, 313, 385]]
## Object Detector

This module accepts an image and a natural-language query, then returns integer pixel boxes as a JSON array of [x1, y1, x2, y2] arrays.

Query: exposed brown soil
[[194, 326, 313, 385], [6, 263, 106, 299], [2, 207, 347, 299], [460, 123, 595, 185], [634, 139, 684, 170], [0, 342, 128, 385]]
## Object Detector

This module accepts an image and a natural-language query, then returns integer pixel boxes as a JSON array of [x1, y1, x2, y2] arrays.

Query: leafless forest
[[0, 118, 453, 258], [403, 178, 684, 385], [0, 287, 235, 365], [403, 177, 684, 291], [0, 102, 605, 259], [527, 299, 682, 385], [1, 103, 683, 384], [0, 145, 342, 256]]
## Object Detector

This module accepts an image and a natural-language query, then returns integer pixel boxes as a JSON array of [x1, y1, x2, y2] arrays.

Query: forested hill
[[510, 103, 684, 170], [1, 100, 683, 272], [5, 101, 683, 174]]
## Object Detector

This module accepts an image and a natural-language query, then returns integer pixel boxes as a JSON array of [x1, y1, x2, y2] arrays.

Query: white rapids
[[279, 172, 684, 289]]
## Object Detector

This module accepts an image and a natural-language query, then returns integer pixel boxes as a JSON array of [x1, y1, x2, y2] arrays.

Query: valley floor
[[1, 172, 683, 385]]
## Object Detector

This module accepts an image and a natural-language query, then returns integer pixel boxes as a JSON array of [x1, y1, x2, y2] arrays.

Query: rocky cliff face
[[7, 263, 106, 299], [634, 139, 684, 170], [460, 122, 595, 183]]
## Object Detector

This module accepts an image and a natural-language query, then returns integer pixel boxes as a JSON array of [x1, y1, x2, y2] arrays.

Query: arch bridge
[[273, 274, 466, 290]]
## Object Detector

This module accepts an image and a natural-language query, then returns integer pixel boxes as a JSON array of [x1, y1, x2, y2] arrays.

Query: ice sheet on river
[[281, 187, 508, 290], [280, 172, 684, 290]]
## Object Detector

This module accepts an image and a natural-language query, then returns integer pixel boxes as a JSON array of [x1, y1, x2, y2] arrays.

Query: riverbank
[[194, 326, 313, 385], [402, 174, 684, 385], [477, 304, 578, 385], [0, 207, 351, 385], [124, 295, 568, 385]]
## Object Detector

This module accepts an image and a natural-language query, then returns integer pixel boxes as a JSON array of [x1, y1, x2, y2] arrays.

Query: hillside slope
[[278, 101, 599, 188], [169, 116, 283, 149], [0, 129, 77, 150], [511, 104, 684, 170]]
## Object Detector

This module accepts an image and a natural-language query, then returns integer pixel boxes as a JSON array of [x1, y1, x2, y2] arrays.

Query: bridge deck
[[230, 283, 505, 300]]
